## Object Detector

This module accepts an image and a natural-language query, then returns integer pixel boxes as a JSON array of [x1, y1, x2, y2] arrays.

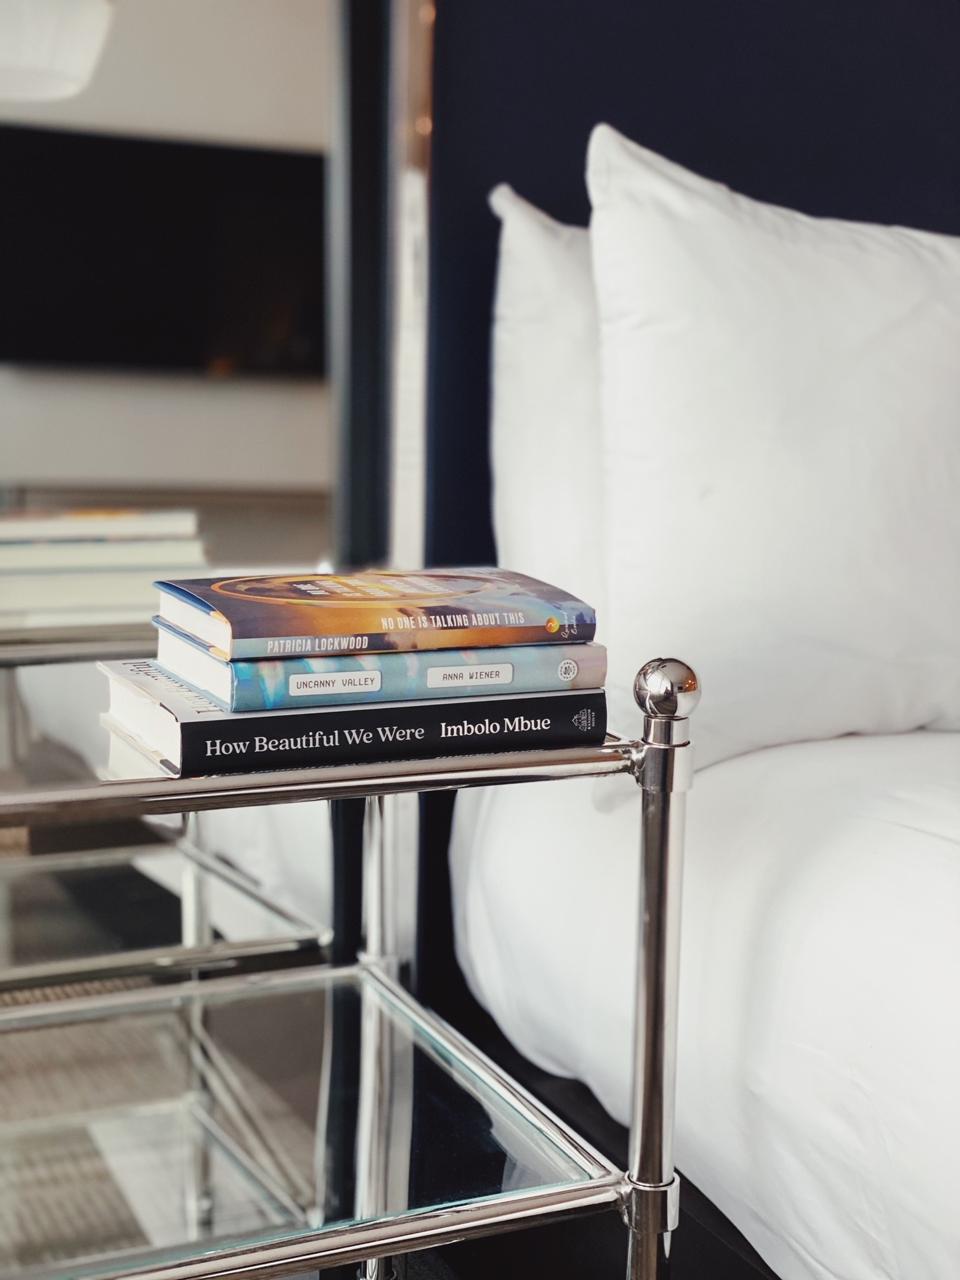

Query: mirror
[[0, 0, 432, 979], [0, 0, 339, 655]]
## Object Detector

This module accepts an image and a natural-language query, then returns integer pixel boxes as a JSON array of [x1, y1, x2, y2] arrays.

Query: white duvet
[[451, 730, 960, 1280]]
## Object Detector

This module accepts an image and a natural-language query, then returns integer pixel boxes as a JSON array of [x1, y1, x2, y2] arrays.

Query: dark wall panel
[[425, 0, 960, 568], [420, 0, 960, 1020]]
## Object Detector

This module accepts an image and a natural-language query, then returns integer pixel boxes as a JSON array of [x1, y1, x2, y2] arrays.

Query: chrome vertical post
[[357, 795, 398, 1280], [354, 974, 396, 1280], [624, 659, 699, 1280], [181, 824, 215, 1236], [361, 795, 396, 973]]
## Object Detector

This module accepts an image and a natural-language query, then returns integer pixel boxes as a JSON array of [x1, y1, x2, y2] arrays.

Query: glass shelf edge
[[94, 1175, 624, 1280], [0, 963, 360, 1031], [0, 932, 324, 995]]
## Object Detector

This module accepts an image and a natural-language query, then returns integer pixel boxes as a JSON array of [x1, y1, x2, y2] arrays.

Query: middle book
[[156, 620, 607, 714]]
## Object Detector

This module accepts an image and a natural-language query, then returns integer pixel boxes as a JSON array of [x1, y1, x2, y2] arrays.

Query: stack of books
[[0, 508, 205, 633], [99, 568, 607, 777]]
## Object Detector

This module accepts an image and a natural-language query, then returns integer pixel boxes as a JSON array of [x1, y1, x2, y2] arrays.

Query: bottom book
[[99, 659, 607, 777]]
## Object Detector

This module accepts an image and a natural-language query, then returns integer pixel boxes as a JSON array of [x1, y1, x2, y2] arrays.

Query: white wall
[[0, 0, 336, 493], [0, 0, 334, 150], [0, 368, 332, 491]]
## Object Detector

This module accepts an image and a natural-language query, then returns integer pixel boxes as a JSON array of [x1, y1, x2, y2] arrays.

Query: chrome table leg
[[357, 1258, 398, 1280], [181, 837, 215, 1235], [624, 660, 699, 1280], [357, 796, 404, 1280]]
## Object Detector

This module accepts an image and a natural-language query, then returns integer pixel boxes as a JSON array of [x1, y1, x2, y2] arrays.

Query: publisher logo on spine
[[557, 658, 578, 682], [572, 707, 597, 733]]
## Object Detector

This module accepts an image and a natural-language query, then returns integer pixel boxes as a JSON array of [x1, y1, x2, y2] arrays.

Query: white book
[[0, 508, 198, 543], [0, 607, 152, 635], [0, 537, 205, 572], [0, 570, 191, 612]]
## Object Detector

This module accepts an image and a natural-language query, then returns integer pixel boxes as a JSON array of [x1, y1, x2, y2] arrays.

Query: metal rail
[[95, 1180, 624, 1280], [0, 738, 635, 828]]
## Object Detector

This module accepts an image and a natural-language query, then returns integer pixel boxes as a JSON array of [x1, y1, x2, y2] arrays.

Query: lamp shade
[[0, 0, 114, 101]]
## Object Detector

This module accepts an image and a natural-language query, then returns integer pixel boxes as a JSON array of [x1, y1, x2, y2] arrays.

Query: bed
[[451, 734, 960, 1279], [422, 3, 960, 1278]]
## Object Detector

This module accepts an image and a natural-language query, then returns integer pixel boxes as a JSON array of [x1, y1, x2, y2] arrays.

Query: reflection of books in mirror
[[0, 508, 198, 542], [1, 570, 205, 613], [0, 537, 205, 572], [0, 608, 155, 640], [99, 658, 607, 778]]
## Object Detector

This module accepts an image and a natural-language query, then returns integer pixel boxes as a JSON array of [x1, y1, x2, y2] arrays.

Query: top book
[[154, 569, 597, 660], [0, 508, 198, 543]]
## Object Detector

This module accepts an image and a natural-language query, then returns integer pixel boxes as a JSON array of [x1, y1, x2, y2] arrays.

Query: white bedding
[[451, 730, 960, 1280]]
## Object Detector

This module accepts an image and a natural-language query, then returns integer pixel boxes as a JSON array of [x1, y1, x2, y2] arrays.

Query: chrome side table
[[0, 657, 698, 1280]]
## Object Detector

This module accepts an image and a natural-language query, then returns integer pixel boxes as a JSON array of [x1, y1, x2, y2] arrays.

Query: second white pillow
[[488, 184, 603, 613], [587, 123, 960, 767]]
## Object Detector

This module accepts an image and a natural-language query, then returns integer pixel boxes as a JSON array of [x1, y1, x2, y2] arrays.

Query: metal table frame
[[0, 657, 699, 1280]]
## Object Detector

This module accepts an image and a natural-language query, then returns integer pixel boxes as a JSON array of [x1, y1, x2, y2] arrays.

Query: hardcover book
[[99, 659, 607, 777], [2, 569, 189, 613], [155, 618, 607, 712], [0, 608, 152, 636], [0, 509, 197, 542], [153, 568, 596, 660], [0, 537, 204, 572]]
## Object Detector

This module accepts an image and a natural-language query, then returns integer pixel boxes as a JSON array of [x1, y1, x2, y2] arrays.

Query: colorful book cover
[[155, 618, 606, 711], [154, 568, 597, 660], [100, 660, 607, 777]]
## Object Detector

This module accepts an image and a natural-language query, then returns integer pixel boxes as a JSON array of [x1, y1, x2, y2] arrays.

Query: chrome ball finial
[[633, 658, 700, 719]]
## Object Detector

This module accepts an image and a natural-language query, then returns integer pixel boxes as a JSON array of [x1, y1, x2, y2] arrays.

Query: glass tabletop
[[0, 966, 613, 1280], [0, 661, 633, 827]]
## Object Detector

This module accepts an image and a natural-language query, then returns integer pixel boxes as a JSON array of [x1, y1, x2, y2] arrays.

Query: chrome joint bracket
[[620, 1173, 681, 1235], [629, 737, 694, 794]]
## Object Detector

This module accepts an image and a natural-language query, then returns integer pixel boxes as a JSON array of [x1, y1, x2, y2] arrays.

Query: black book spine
[[178, 691, 606, 777]]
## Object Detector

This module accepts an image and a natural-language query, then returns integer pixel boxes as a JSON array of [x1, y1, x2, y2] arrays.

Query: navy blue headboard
[[425, 0, 960, 569], [417, 0, 960, 1014]]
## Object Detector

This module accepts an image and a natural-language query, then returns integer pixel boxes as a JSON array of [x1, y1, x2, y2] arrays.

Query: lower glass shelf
[[0, 966, 620, 1280]]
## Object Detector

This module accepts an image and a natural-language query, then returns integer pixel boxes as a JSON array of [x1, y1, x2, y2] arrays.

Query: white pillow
[[488, 184, 603, 612], [587, 123, 960, 768]]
